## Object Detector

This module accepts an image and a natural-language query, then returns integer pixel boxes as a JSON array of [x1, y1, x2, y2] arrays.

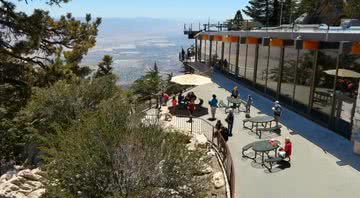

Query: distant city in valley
[[81, 18, 192, 85]]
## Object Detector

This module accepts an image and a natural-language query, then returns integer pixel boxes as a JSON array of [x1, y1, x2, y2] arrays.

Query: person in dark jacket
[[225, 109, 234, 136], [220, 126, 229, 142]]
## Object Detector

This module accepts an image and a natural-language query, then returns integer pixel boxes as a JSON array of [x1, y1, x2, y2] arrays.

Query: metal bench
[[256, 125, 282, 139], [264, 157, 283, 172], [242, 143, 254, 159]]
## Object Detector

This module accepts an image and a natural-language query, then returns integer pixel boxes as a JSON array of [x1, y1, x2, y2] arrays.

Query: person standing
[[220, 126, 229, 142], [187, 100, 195, 123], [171, 96, 177, 114], [245, 95, 253, 118], [231, 86, 239, 98], [272, 101, 282, 126], [208, 94, 218, 121], [225, 109, 234, 136]]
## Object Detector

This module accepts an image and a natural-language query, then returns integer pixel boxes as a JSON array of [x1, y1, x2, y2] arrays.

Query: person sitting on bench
[[278, 137, 292, 161]]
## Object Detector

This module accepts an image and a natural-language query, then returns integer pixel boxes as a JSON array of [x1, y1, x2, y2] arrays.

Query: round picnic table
[[252, 140, 280, 166], [227, 96, 245, 112], [246, 115, 274, 130]]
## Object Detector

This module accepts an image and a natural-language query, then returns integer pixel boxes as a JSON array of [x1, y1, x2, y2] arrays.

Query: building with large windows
[[187, 25, 360, 139]]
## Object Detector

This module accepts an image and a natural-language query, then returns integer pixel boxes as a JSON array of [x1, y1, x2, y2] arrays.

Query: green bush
[[42, 96, 207, 197]]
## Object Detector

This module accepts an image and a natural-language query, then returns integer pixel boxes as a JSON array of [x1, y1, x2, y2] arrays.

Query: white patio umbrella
[[170, 74, 212, 86], [324, 69, 360, 78]]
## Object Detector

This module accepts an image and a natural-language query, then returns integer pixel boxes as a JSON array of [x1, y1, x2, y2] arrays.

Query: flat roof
[[197, 30, 360, 42]]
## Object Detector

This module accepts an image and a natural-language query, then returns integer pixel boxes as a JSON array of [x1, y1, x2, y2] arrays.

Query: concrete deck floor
[[169, 71, 360, 198]]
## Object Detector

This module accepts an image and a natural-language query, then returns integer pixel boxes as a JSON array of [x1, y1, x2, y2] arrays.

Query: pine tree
[[243, 0, 271, 26], [269, 0, 280, 26], [95, 55, 113, 78]]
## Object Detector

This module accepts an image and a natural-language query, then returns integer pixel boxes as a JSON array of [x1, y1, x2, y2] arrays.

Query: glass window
[[223, 42, 230, 71], [332, 53, 360, 138], [238, 44, 247, 77], [229, 42, 237, 75], [256, 45, 270, 91], [204, 40, 210, 63], [245, 45, 257, 82], [279, 46, 297, 105], [310, 49, 337, 124], [293, 50, 316, 113], [266, 47, 282, 98]]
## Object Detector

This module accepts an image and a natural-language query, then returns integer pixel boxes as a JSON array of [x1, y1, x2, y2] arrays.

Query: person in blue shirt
[[208, 94, 218, 121]]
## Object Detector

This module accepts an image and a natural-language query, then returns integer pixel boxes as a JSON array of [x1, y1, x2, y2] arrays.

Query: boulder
[[18, 169, 40, 181], [212, 172, 225, 189], [194, 134, 208, 148], [0, 170, 16, 183], [28, 188, 46, 198], [200, 164, 213, 175]]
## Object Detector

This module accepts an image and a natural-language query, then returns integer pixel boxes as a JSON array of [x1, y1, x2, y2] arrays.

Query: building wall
[[353, 83, 360, 141], [197, 35, 360, 139]]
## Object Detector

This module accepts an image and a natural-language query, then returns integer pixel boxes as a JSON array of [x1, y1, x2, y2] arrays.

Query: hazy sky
[[13, 0, 248, 21]]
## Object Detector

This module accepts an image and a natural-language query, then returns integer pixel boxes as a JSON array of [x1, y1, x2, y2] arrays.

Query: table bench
[[256, 125, 282, 139], [264, 157, 283, 172], [242, 143, 254, 159]]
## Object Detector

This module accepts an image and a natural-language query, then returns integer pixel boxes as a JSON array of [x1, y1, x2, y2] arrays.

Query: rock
[[9, 176, 26, 186], [201, 164, 213, 175], [207, 150, 216, 157], [28, 188, 46, 198], [186, 139, 196, 151], [212, 172, 225, 189], [18, 169, 40, 181], [194, 134, 208, 148], [32, 168, 47, 179], [15, 165, 25, 172], [0, 170, 16, 183]]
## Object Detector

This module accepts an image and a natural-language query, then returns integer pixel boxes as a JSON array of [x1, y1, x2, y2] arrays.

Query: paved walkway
[[169, 71, 360, 198]]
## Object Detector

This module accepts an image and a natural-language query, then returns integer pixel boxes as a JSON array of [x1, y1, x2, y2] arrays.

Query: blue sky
[[13, 0, 248, 21]]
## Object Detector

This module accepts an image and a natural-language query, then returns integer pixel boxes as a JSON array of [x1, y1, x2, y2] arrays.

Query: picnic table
[[243, 115, 274, 130], [252, 140, 280, 166], [314, 90, 332, 105], [227, 96, 246, 113]]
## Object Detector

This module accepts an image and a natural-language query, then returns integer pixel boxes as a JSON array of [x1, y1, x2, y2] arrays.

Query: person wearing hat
[[225, 109, 234, 136], [272, 101, 282, 126]]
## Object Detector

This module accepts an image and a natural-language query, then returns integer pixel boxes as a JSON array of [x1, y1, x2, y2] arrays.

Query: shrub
[[42, 96, 208, 197]]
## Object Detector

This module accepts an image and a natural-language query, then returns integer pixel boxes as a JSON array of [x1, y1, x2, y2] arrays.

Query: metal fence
[[170, 116, 236, 198]]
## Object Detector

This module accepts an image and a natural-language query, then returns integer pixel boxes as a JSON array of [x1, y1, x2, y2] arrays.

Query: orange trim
[[222, 36, 230, 42], [246, 37, 259, 44], [228, 36, 239, 43], [352, 42, 360, 55], [303, 40, 319, 50], [202, 35, 209, 40], [270, 38, 284, 47], [213, 35, 223, 41]]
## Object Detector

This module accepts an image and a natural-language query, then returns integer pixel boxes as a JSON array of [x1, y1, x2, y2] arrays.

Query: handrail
[[144, 107, 236, 198]]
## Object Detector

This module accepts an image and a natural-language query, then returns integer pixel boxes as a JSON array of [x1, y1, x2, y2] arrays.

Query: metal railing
[[169, 116, 236, 198]]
